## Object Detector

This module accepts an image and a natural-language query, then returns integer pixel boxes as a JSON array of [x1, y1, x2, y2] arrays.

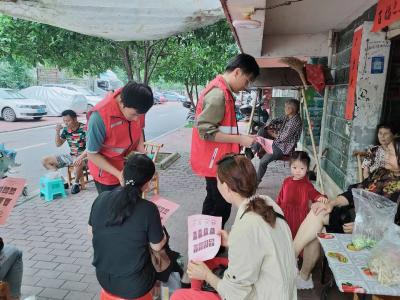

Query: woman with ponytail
[[172, 154, 297, 300], [89, 153, 166, 299]]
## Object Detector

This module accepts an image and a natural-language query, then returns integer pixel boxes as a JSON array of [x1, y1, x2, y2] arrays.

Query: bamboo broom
[[279, 57, 325, 194]]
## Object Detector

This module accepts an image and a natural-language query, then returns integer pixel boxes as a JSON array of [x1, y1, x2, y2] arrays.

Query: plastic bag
[[352, 189, 397, 250], [368, 224, 400, 286]]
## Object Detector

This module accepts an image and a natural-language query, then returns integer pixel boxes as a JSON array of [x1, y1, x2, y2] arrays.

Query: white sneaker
[[296, 273, 314, 290]]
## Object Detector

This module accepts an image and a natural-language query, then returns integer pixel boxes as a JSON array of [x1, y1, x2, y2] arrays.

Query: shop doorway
[[382, 37, 400, 133]]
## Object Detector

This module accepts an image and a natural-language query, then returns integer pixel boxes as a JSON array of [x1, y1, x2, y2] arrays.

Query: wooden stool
[[67, 164, 90, 189]]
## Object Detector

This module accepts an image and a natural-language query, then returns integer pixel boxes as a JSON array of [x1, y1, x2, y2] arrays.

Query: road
[[0, 102, 188, 193]]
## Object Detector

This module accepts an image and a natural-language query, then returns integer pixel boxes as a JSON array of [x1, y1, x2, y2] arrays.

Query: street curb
[[157, 152, 181, 170]]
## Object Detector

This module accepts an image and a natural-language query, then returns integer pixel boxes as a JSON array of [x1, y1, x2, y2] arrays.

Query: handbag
[[149, 227, 177, 282]]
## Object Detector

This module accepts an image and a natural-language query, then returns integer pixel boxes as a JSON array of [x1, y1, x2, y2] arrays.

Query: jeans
[[256, 144, 283, 183], [0, 245, 23, 298], [94, 181, 120, 194], [202, 177, 232, 228]]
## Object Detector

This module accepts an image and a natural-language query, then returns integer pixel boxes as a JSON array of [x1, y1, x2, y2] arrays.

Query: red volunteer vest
[[190, 75, 240, 177], [87, 89, 142, 185]]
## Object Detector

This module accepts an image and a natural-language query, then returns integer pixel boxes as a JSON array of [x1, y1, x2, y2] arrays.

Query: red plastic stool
[[100, 289, 152, 300]]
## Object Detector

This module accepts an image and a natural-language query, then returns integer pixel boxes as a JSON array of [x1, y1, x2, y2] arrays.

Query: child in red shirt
[[276, 151, 328, 238]]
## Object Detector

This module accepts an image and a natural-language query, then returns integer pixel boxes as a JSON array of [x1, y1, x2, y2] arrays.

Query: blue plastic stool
[[40, 176, 67, 201]]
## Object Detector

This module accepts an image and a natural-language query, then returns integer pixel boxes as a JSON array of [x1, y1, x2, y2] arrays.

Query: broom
[[279, 57, 325, 194]]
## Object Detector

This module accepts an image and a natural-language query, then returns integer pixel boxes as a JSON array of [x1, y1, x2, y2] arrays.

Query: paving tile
[[33, 261, 60, 270], [53, 255, 77, 264], [30, 254, 56, 262], [36, 278, 65, 289], [35, 269, 62, 279], [49, 248, 73, 257], [57, 271, 85, 282], [65, 291, 97, 300], [54, 263, 81, 273], [60, 280, 89, 292], [21, 285, 44, 297], [39, 287, 69, 299]]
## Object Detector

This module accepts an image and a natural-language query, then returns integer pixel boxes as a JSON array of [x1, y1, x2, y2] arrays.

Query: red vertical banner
[[345, 27, 363, 120], [372, 0, 400, 32]]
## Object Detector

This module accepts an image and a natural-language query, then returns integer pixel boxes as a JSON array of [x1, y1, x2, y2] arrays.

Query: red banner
[[372, 0, 400, 32], [345, 27, 363, 120], [0, 177, 26, 225]]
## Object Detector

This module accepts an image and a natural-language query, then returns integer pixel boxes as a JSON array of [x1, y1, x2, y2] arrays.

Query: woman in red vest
[[191, 54, 260, 229], [86, 81, 153, 194]]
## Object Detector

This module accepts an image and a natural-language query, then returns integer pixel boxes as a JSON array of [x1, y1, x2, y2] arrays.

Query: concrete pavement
[[1, 125, 327, 300]]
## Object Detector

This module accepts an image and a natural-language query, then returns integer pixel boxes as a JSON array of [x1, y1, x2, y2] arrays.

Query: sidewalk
[[2, 126, 327, 299]]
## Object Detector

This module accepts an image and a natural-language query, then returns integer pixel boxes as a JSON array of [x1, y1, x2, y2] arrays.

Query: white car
[[0, 88, 47, 122], [44, 84, 103, 110], [20, 86, 88, 116]]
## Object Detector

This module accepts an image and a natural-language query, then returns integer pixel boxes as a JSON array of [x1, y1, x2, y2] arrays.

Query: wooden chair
[[67, 163, 91, 190], [143, 141, 164, 198]]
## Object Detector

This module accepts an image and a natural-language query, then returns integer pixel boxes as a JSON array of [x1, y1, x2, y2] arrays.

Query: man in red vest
[[86, 81, 153, 194], [191, 54, 260, 228]]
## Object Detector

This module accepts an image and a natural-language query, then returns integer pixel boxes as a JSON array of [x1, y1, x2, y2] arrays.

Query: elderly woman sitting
[[294, 137, 400, 290]]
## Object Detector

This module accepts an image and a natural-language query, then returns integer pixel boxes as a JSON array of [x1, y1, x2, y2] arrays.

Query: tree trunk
[[185, 80, 195, 108], [120, 46, 133, 81]]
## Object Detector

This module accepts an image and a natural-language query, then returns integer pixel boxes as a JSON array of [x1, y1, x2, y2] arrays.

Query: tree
[[0, 57, 34, 89], [156, 20, 238, 107], [0, 15, 169, 84]]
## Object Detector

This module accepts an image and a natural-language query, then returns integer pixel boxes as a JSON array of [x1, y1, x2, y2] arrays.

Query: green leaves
[[0, 15, 237, 91]]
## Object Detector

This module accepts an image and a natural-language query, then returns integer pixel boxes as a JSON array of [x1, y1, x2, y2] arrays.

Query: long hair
[[217, 154, 277, 227], [106, 153, 155, 226]]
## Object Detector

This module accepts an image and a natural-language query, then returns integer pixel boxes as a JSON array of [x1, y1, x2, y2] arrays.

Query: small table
[[317, 233, 400, 299]]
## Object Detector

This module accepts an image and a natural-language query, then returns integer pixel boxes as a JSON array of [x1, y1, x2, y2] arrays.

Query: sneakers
[[244, 148, 254, 160], [71, 183, 81, 194], [296, 273, 314, 290]]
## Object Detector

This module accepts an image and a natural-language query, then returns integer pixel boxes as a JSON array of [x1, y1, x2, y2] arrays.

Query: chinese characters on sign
[[0, 177, 26, 224], [151, 195, 180, 225], [372, 0, 400, 32], [345, 27, 363, 120], [188, 214, 222, 261]]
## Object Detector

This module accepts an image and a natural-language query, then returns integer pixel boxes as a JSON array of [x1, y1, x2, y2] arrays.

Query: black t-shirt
[[89, 189, 163, 297]]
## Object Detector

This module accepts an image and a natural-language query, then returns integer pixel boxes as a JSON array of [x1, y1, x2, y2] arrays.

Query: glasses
[[217, 153, 245, 165]]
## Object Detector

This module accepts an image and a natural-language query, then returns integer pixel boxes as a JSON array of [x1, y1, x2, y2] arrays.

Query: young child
[[276, 151, 328, 238]]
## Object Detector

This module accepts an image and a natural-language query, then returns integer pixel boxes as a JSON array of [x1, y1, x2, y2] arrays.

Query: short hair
[[290, 151, 310, 169], [225, 53, 260, 78], [285, 98, 300, 114], [120, 81, 154, 114], [377, 123, 396, 135], [61, 110, 77, 118]]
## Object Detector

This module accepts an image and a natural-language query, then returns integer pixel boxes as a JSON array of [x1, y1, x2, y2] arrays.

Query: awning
[[0, 0, 224, 41]]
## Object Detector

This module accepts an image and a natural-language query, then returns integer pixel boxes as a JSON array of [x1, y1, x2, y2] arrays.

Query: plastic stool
[[39, 176, 67, 201], [100, 289, 152, 300]]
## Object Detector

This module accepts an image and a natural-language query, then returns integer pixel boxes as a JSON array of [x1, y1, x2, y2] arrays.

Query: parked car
[[44, 84, 102, 110], [20, 86, 87, 116], [154, 92, 166, 104], [0, 88, 47, 122], [161, 91, 186, 102]]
